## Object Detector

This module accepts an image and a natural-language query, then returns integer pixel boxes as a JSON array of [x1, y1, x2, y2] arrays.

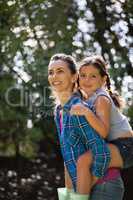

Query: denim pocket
[[90, 177, 124, 200]]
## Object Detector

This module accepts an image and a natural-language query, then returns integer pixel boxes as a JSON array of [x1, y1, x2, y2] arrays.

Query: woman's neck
[[57, 91, 72, 106]]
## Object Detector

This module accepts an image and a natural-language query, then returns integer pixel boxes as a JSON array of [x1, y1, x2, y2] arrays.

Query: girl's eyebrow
[[80, 72, 99, 75]]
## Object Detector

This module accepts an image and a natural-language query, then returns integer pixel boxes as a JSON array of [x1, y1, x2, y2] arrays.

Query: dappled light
[[0, 0, 132, 199]]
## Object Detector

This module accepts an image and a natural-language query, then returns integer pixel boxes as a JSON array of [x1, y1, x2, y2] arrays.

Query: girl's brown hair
[[79, 55, 123, 109]]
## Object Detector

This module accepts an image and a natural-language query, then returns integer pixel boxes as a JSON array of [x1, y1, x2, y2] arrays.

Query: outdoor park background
[[0, 0, 133, 199]]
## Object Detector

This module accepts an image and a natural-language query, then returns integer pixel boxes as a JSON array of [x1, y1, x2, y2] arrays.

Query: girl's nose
[[84, 76, 90, 80]]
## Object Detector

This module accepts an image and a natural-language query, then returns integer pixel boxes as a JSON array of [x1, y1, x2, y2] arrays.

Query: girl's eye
[[92, 75, 96, 78]]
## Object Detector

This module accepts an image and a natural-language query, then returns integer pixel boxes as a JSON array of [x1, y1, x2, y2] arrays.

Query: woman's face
[[79, 65, 106, 97], [48, 60, 76, 94]]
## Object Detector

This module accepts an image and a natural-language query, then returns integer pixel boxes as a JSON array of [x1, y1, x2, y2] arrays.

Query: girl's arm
[[70, 96, 111, 138], [64, 165, 73, 189]]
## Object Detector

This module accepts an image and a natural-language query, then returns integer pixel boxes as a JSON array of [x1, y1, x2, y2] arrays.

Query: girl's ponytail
[[106, 74, 123, 109]]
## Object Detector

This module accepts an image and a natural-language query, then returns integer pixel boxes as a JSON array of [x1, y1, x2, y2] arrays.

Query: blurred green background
[[0, 0, 132, 199]]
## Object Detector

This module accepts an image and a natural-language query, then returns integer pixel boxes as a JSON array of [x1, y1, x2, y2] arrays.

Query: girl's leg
[[76, 144, 123, 195], [91, 144, 123, 186], [108, 144, 123, 168], [77, 151, 95, 194]]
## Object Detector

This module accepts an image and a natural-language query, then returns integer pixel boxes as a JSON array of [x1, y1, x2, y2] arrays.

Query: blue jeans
[[90, 176, 124, 200]]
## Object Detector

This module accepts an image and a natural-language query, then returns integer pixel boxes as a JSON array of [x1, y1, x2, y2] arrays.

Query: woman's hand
[[70, 103, 90, 116]]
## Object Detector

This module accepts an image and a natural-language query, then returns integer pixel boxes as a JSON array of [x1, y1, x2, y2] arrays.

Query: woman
[[48, 53, 124, 200]]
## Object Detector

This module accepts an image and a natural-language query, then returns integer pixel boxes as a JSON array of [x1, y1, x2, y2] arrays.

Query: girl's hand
[[70, 103, 89, 116]]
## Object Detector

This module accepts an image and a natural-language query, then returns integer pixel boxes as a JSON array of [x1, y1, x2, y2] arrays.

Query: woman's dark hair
[[49, 53, 77, 74], [79, 55, 123, 109]]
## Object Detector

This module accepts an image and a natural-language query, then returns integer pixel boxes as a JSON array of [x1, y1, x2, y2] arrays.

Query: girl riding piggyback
[[70, 55, 133, 195]]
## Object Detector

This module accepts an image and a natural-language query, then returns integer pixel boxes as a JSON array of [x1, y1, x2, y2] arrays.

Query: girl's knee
[[77, 151, 93, 167]]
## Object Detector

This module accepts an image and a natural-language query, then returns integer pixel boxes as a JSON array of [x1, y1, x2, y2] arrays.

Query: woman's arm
[[64, 165, 73, 189], [70, 96, 111, 138]]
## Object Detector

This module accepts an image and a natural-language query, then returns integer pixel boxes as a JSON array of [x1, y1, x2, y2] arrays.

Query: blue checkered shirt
[[54, 93, 110, 190]]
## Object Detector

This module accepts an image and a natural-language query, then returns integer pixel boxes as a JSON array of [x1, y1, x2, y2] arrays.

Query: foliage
[[0, 0, 132, 157]]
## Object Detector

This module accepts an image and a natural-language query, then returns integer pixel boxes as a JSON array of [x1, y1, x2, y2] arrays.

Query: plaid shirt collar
[[56, 91, 82, 113], [55, 92, 81, 136]]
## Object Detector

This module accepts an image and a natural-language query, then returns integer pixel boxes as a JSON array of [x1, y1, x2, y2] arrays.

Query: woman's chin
[[53, 88, 67, 94]]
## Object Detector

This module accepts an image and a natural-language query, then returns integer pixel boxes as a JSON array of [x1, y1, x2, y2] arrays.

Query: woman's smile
[[48, 60, 75, 93], [52, 81, 62, 86]]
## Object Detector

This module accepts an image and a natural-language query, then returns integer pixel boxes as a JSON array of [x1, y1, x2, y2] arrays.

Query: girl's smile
[[79, 65, 106, 97]]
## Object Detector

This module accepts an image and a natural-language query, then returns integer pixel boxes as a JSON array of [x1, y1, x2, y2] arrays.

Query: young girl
[[70, 55, 133, 195], [48, 53, 124, 200]]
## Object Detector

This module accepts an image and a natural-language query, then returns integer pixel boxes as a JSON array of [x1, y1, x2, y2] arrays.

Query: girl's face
[[79, 65, 106, 97], [48, 60, 76, 94]]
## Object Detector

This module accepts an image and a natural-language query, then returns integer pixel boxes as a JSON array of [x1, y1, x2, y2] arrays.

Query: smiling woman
[[48, 54, 77, 106], [48, 60, 76, 94]]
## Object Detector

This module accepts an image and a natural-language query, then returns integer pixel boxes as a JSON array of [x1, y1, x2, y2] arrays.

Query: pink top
[[59, 111, 120, 184], [97, 168, 120, 184], [59, 111, 63, 133]]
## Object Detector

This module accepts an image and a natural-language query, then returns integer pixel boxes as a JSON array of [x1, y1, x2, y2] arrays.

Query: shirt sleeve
[[71, 115, 99, 148]]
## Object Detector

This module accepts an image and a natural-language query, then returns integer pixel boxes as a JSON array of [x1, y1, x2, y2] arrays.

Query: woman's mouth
[[52, 81, 62, 86]]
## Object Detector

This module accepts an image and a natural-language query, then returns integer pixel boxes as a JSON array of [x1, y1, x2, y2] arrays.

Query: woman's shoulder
[[69, 93, 82, 107]]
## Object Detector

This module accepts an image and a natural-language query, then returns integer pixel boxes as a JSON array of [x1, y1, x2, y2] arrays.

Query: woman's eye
[[57, 70, 64, 73], [48, 71, 53, 75], [92, 75, 96, 78]]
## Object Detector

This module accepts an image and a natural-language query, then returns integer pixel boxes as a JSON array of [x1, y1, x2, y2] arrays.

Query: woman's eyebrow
[[56, 66, 64, 70], [48, 68, 53, 72], [51, 66, 64, 70], [48, 66, 64, 72]]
